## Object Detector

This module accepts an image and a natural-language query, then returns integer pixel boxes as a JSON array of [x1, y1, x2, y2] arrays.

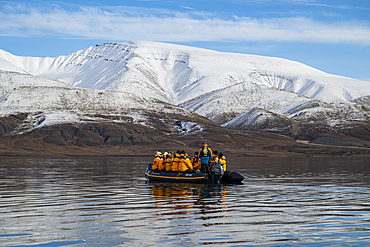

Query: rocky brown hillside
[[1, 112, 369, 157]]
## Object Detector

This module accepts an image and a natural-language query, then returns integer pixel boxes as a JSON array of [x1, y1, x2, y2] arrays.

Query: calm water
[[1, 156, 370, 246]]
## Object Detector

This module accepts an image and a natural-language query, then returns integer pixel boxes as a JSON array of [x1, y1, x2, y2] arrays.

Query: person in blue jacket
[[197, 142, 213, 174]]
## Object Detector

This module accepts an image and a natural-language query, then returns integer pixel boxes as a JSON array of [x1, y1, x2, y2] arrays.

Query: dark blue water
[[1, 156, 370, 246]]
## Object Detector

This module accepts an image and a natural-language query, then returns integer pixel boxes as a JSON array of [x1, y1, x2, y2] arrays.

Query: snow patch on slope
[[174, 120, 203, 133], [222, 108, 292, 131], [286, 100, 370, 124], [181, 81, 310, 124]]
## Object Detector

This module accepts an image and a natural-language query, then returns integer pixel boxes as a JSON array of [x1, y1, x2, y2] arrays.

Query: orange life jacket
[[211, 154, 219, 164], [158, 155, 165, 171], [198, 145, 213, 158], [152, 154, 161, 170], [179, 154, 193, 172], [219, 155, 227, 172], [191, 155, 200, 169], [172, 154, 181, 172], [164, 155, 174, 171]]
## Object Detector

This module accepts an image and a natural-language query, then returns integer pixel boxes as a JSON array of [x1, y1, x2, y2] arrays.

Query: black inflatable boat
[[145, 163, 244, 184]]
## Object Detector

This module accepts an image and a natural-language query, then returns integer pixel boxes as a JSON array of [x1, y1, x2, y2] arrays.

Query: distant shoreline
[[1, 143, 369, 157]]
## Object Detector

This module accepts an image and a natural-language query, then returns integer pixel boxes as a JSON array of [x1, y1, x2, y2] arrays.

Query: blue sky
[[1, 0, 369, 80]]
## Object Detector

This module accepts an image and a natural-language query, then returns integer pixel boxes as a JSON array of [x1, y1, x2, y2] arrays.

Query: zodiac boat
[[145, 166, 208, 183], [145, 164, 244, 184]]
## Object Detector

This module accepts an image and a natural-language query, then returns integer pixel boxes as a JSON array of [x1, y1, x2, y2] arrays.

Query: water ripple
[[1, 156, 370, 246]]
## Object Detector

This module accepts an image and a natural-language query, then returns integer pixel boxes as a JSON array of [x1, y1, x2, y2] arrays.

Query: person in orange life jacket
[[198, 142, 213, 174], [191, 152, 201, 171], [211, 150, 219, 165], [179, 150, 194, 173], [172, 150, 181, 172], [152, 151, 162, 171], [218, 151, 227, 172], [185, 152, 196, 173], [164, 152, 174, 172], [158, 152, 167, 171]]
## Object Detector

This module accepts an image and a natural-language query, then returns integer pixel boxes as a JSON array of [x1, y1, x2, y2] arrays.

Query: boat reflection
[[150, 182, 227, 225]]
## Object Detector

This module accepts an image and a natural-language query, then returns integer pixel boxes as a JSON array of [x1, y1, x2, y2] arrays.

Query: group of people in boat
[[151, 142, 227, 174]]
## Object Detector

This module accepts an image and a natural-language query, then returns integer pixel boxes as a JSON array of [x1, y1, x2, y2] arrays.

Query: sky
[[0, 0, 370, 81]]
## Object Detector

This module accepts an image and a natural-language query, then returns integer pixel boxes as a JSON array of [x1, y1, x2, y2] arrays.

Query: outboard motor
[[210, 163, 224, 184]]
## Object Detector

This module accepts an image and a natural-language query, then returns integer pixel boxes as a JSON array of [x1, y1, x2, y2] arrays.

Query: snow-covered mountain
[[2, 41, 369, 104], [0, 69, 205, 136], [1, 41, 370, 147], [0, 68, 212, 149]]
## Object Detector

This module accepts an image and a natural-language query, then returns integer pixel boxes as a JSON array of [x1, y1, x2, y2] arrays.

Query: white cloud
[[180, 5, 194, 10], [308, 3, 369, 11], [228, 0, 369, 10], [1, 3, 370, 45]]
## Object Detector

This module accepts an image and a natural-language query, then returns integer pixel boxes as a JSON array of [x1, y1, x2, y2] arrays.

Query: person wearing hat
[[191, 151, 201, 171], [158, 152, 167, 171], [218, 151, 227, 172], [198, 142, 213, 174], [171, 150, 181, 172], [164, 152, 174, 172], [179, 150, 194, 173], [211, 150, 219, 165], [152, 151, 162, 171]]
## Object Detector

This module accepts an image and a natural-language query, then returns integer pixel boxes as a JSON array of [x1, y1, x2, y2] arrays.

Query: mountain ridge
[[1, 41, 370, 156], [1, 41, 369, 103]]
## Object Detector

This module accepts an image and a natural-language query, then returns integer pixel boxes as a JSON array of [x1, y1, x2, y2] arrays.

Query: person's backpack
[[202, 148, 208, 157]]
